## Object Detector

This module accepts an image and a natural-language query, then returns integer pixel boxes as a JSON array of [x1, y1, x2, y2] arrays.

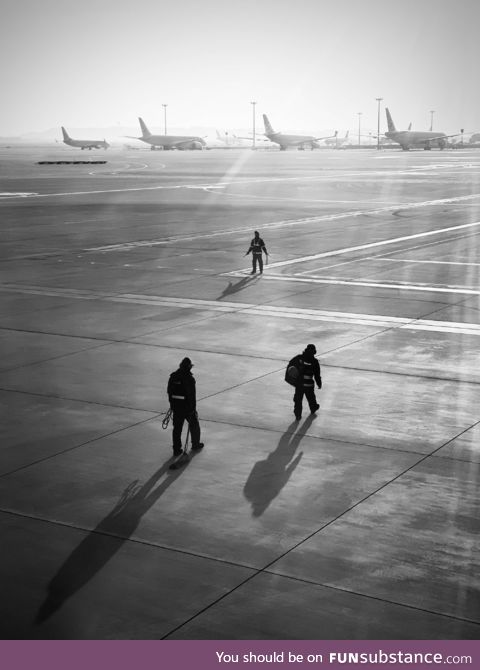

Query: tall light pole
[[429, 110, 435, 132], [357, 112, 362, 147], [251, 101, 257, 150], [375, 97, 383, 150], [162, 104, 168, 135]]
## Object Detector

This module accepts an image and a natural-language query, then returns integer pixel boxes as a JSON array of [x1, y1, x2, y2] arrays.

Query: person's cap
[[305, 344, 317, 354], [254, 230, 259, 235], [179, 357, 193, 370]]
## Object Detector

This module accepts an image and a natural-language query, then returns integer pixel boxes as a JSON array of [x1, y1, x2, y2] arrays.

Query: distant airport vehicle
[[324, 130, 349, 147], [384, 108, 460, 150], [61, 127, 109, 150], [128, 118, 206, 150], [263, 114, 337, 150]]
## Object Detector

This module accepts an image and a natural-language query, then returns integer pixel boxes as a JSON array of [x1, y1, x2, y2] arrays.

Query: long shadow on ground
[[243, 415, 315, 517], [35, 454, 195, 624]]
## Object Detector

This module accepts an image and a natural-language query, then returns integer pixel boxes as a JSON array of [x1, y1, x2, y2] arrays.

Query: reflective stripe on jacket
[[167, 369, 196, 409]]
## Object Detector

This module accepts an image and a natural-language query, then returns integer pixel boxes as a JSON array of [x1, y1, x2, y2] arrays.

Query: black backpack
[[285, 357, 304, 387]]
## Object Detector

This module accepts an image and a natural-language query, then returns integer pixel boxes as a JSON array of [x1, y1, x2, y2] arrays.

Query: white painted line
[[2, 284, 480, 336], [232, 272, 480, 295], [0, 192, 37, 198], [2, 161, 479, 201], [371, 259, 480, 266], [263, 220, 480, 270], [85, 193, 480, 253]]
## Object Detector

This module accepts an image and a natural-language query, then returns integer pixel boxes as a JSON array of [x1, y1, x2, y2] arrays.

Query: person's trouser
[[252, 253, 263, 273], [293, 386, 317, 417], [172, 404, 201, 451]]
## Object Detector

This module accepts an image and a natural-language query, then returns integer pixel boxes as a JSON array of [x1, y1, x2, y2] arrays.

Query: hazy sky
[[2, 0, 480, 136]]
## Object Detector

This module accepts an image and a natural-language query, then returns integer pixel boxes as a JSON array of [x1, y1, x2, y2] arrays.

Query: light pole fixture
[[375, 98, 383, 150], [162, 104, 168, 135], [251, 101, 257, 150], [430, 110, 435, 132], [358, 112, 362, 147]]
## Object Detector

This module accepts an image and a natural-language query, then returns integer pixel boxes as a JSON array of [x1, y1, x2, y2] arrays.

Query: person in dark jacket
[[245, 230, 268, 274], [167, 357, 204, 456], [288, 344, 322, 420]]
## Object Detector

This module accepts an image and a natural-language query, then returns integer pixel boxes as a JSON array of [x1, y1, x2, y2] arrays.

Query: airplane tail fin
[[138, 117, 151, 138], [61, 127, 70, 141], [385, 108, 396, 133], [263, 114, 275, 136]]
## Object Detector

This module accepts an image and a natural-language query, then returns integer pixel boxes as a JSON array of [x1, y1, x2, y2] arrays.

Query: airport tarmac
[[1, 145, 480, 639]]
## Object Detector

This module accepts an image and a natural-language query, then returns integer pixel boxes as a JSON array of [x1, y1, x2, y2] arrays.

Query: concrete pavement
[[1, 146, 480, 639]]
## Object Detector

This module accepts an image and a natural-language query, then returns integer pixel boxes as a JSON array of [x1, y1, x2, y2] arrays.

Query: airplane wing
[[235, 134, 269, 141], [314, 131, 338, 141], [428, 132, 468, 141]]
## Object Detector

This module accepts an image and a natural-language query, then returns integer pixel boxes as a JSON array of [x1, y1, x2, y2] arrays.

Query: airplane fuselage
[[266, 132, 319, 151], [63, 137, 109, 150], [140, 135, 205, 150], [385, 130, 447, 151]]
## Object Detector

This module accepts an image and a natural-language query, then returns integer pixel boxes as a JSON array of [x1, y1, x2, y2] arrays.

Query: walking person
[[287, 344, 322, 420], [245, 230, 268, 274], [167, 357, 204, 457]]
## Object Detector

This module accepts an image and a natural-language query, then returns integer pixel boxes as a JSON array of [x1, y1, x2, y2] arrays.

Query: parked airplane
[[324, 130, 349, 147], [128, 118, 206, 150], [232, 131, 276, 148], [215, 129, 240, 147], [202, 131, 241, 149], [61, 127, 109, 150], [384, 109, 460, 150], [263, 114, 337, 150], [211, 130, 254, 148]]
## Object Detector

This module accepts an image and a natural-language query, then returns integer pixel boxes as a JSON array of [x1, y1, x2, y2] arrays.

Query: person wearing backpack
[[167, 357, 204, 457], [286, 344, 322, 421]]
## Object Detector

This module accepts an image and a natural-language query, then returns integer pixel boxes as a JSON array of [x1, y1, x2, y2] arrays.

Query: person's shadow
[[217, 274, 259, 300], [243, 415, 314, 517], [34, 454, 196, 625]]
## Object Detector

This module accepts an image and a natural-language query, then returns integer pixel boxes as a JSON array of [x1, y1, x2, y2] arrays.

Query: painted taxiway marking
[[88, 161, 150, 176], [0, 192, 38, 198], [370, 258, 480, 267], [2, 284, 480, 336], [85, 193, 480, 253], [1, 159, 479, 201], [227, 271, 480, 296], [262, 219, 480, 270], [295, 229, 480, 275]]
